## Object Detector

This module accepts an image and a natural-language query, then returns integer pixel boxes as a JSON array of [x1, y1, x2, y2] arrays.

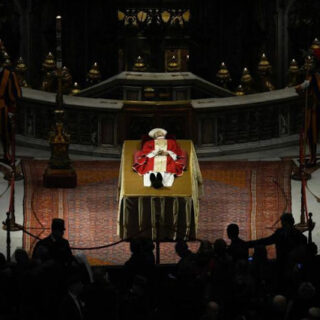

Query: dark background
[[1, 0, 320, 89]]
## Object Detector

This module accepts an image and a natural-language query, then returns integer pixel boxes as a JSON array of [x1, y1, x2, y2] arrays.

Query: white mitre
[[148, 128, 167, 139]]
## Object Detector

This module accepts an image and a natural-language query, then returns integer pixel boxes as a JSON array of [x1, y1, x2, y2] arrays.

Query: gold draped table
[[117, 140, 203, 240]]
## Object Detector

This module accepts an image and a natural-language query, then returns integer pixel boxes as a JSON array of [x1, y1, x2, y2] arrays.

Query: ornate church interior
[[0, 0, 320, 319]]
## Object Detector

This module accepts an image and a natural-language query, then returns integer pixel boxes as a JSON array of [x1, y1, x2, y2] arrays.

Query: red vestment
[[133, 139, 186, 176]]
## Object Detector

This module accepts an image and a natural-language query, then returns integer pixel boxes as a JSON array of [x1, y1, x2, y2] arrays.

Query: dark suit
[[59, 293, 84, 320], [32, 234, 73, 265], [227, 237, 249, 262], [247, 227, 307, 264]]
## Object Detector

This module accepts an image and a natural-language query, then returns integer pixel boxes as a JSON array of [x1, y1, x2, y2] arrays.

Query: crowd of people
[[0, 213, 319, 320]]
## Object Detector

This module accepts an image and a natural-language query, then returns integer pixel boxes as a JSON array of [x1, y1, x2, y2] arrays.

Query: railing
[[16, 87, 303, 157]]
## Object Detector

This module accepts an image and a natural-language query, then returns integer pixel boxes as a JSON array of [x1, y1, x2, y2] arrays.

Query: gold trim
[[123, 99, 191, 106]]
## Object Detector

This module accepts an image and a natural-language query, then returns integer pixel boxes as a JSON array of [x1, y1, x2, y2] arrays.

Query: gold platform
[[118, 140, 203, 240]]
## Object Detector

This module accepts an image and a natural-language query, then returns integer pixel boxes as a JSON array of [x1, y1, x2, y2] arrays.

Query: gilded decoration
[[216, 62, 231, 88], [287, 59, 300, 87], [257, 53, 275, 91], [118, 8, 190, 28], [15, 57, 28, 87], [87, 62, 102, 85]]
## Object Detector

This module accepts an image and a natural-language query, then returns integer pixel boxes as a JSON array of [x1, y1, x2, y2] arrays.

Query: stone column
[[275, 0, 295, 88], [14, 0, 32, 83]]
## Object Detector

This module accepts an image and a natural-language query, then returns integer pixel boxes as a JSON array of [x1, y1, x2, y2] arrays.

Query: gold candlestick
[[43, 15, 77, 188]]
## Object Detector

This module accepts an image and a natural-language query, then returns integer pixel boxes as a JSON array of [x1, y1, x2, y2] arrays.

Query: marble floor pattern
[[0, 144, 319, 261]]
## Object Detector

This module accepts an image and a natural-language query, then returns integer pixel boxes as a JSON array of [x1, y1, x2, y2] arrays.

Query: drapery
[[117, 140, 203, 240]]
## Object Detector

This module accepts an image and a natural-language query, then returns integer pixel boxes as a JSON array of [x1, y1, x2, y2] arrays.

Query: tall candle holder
[[43, 16, 77, 188]]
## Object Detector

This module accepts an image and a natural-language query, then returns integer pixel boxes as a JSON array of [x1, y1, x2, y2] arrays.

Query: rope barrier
[[19, 225, 154, 251], [70, 227, 152, 250], [19, 218, 204, 252]]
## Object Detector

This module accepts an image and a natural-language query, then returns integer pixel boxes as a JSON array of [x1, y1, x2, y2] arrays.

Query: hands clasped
[[157, 150, 169, 156]]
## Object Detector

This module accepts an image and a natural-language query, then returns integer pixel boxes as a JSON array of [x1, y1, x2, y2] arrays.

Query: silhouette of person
[[32, 218, 73, 266], [227, 223, 249, 262]]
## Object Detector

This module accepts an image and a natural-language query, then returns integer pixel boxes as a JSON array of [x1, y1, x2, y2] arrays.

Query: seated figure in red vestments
[[133, 128, 186, 188]]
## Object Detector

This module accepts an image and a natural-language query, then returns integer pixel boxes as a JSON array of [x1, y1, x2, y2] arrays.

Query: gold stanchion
[[2, 114, 22, 232]]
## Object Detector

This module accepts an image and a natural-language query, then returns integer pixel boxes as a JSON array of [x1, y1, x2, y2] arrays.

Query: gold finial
[[62, 66, 72, 81], [87, 62, 102, 84], [70, 82, 81, 95], [2, 51, 12, 67], [216, 62, 231, 88], [41, 52, 57, 91], [42, 52, 56, 71], [289, 59, 299, 73], [304, 55, 313, 72], [258, 53, 275, 91], [167, 55, 179, 72], [133, 56, 146, 71], [16, 56, 27, 73], [15, 57, 28, 87], [310, 37, 320, 51], [287, 59, 300, 87], [241, 67, 253, 84], [258, 52, 272, 75], [235, 84, 245, 96], [240, 67, 255, 94]]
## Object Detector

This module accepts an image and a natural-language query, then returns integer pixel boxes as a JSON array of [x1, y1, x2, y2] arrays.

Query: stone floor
[[0, 144, 319, 261]]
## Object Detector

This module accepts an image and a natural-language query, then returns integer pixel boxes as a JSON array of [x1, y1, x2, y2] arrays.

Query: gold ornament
[[61, 66, 73, 93], [161, 11, 171, 23], [2, 52, 12, 68], [15, 57, 28, 87], [257, 53, 275, 91], [235, 84, 245, 96], [258, 53, 272, 75], [133, 56, 146, 71], [143, 87, 155, 99], [42, 52, 56, 71], [310, 37, 320, 51], [304, 55, 313, 73], [118, 10, 125, 21], [216, 62, 231, 88], [137, 11, 147, 23], [87, 62, 102, 84], [240, 67, 252, 85], [167, 55, 179, 72], [70, 82, 81, 95], [287, 59, 300, 87], [182, 10, 190, 22], [41, 52, 57, 91]]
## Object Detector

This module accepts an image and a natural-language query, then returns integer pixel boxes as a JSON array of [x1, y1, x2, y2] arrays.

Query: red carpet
[[22, 160, 292, 265]]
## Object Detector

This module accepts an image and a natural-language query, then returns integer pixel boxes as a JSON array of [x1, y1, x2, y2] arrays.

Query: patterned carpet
[[22, 160, 292, 265]]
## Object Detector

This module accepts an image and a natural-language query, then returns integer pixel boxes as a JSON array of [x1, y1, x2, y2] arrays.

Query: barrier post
[[308, 212, 315, 244], [155, 211, 160, 264], [5, 211, 11, 262]]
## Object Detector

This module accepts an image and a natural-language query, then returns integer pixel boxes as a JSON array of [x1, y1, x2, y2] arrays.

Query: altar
[[117, 139, 203, 240]]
